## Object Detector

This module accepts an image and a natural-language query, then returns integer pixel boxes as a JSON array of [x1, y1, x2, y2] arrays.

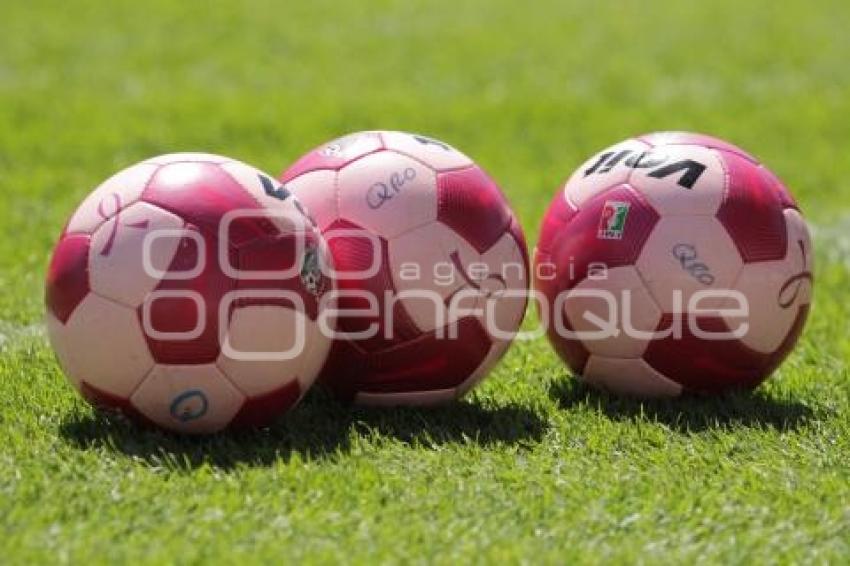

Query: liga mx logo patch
[[597, 200, 630, 240]]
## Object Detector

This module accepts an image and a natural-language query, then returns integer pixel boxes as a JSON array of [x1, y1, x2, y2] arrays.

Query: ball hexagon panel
[[635, 215, 743, 314], [216, 305, 322, 397], [284, 169, 339, 232], [337, 150, 438, 240], [724, 208, 812, 354], [130, 364, 245, 434], [64, 162, 158, 235], [716, 150, 788, 263], [582, 356, 682, 397], [142, 160, 263, 238], [388, 221, 480, 333], [625, 144, 726, 216], [562, 266, 661, 359], [280, 131, 384, 183], [326, 218, 420, 353], [140, 224, 235, 365], [89, 201, 185, 308], [729, 260, 807, 356], [45, 234, 91, 324], [380, 131, 473, 171], [562, 138, 650, 209], [436, 165, 513, 254], [643, 315, 776, 393], [47, 293, 154, 397]]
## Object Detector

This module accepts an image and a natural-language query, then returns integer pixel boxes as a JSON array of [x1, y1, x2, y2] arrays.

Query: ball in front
[[46, 153, 334, 433], [280, 131, 529, 405], [535, 132, 812, 396]]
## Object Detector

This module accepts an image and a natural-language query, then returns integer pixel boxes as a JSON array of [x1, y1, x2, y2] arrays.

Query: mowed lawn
[[1, 0, 849, 563]]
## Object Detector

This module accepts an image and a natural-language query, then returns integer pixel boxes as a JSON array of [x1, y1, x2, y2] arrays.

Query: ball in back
[[46, 153, 334, 433], [534, 132, 812, 396], [280, 131, 529, 405]]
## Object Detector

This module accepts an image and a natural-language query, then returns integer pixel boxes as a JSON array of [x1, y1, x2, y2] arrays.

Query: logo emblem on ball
[[597, 201, 630, 240]]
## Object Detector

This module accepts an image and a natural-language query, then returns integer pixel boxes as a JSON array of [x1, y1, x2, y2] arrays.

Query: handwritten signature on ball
[[366, 167, 417, 209]]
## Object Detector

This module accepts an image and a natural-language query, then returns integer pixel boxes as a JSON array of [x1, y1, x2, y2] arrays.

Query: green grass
[[2, 0, 849, 563]]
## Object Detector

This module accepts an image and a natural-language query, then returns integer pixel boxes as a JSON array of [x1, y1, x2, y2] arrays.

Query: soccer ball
[[279, 131, 529, 405], [46, 153, 334, 433], [535, 132, 812, 396]]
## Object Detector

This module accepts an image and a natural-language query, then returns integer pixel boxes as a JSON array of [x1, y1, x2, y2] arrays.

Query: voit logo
[[597, 200, 630, 240]]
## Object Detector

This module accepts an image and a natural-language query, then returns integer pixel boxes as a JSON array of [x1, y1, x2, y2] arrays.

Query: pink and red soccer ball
[[279, 131, 529, 405], [45, 153, 334, 433], [45, 133, 530, 432], [45, 130, 813, 434], [535, 132, 813, 396]]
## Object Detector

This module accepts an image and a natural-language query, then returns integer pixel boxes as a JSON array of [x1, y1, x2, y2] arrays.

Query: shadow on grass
[[59, 388, 547, 470], [549, 378, 814, 432]]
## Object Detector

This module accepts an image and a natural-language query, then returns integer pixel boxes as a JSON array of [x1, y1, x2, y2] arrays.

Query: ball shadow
[[549, 377, 814, 432], [59, 389, 547, 470]]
